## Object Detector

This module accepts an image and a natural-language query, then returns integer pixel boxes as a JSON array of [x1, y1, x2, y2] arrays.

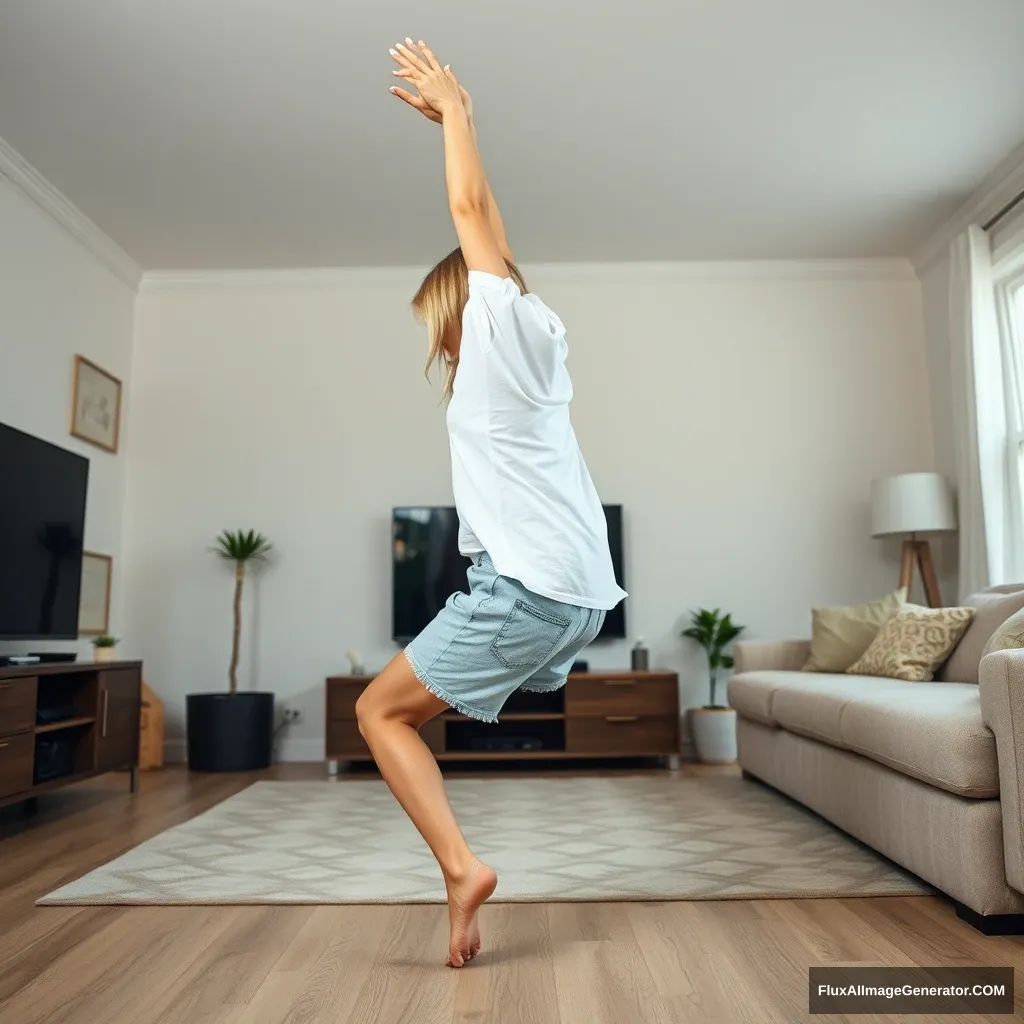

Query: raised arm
[[390, 41, 510, 276], [466, 105, 513, 264]]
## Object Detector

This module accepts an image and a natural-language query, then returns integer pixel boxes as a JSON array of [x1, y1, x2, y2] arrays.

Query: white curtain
[[949, 225, 1014, 595]]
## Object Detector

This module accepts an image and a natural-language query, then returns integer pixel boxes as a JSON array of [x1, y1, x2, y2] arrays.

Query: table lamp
[[871, 472, 957, 607]]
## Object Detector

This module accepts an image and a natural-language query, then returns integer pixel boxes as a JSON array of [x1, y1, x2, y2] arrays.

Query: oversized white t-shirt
[[445, 270, 627, 611]]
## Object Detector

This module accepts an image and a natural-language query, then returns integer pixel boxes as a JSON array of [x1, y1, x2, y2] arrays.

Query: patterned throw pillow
[[982, 606, 1024, 658], [802, 588, 908, 672], [846, 607, 975, 682]]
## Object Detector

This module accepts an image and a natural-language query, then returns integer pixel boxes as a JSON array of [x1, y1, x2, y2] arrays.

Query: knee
[[354, 690, 379, 739]]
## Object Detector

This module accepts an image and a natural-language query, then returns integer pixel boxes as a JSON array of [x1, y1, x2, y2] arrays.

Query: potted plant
[[91, 635, 119, 663], [683, 608, 745, 763], [186, 530, 275, 772]]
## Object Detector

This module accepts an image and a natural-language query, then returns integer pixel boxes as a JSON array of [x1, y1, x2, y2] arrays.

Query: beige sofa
[[727, 586, 1024, 934]]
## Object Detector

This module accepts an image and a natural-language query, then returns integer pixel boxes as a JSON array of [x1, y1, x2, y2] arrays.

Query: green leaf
[[213, 529, 273, 562]]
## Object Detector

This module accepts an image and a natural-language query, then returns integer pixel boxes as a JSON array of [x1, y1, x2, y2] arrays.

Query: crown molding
[[912, 139, 1024, 275], [0, 135, 143, 290], [141, 257, 915, 292]]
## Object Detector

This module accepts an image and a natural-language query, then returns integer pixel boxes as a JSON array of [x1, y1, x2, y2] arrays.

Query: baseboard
[[162, 737, 324, 765]]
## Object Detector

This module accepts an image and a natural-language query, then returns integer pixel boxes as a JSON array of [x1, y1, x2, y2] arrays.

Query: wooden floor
[[1, 765, 1021, 1024]]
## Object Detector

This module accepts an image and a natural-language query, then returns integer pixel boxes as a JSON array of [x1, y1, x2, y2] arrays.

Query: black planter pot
[[186, 692, 274, 772]]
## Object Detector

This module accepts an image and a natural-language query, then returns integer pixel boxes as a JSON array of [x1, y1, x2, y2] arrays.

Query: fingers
[[394, 39, 429, 74], [389, 46, 418, 75], [390, 87, 425, 110], [416, 40, 443, 72], [390, 86, 443, 123]]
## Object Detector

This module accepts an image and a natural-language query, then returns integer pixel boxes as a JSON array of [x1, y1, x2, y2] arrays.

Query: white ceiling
[[1, 0, 1023, 270]]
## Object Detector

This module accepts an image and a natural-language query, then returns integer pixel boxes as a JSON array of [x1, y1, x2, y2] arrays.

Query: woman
[[355, 40, 626, 968]]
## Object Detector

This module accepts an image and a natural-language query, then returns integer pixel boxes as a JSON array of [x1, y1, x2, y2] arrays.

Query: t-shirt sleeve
[[465, 271, 564, 354]]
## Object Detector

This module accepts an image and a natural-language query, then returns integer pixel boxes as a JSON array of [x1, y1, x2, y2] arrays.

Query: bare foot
[[444, 857, 497, 967]]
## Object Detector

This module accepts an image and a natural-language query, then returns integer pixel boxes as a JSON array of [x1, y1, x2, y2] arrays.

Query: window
[[995, 268, 1024, 577]]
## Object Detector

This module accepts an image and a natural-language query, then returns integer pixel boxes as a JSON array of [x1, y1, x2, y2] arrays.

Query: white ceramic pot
[[94, 646, 116, 663], [690, 707, 738, 764]]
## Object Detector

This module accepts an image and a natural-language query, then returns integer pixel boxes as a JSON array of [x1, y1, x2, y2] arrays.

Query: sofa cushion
[[840, 683, 998, 798], [728, 670, 807, 725], [982, 605, 1024, 658], [729, 670, 998, 798], [938, 590, 1024, 683], [802, 589, 906, 672], [847, 606, 973, 681], [771, 676, 911, 747]]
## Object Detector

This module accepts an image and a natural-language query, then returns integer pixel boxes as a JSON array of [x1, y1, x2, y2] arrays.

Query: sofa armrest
[[979, 649, 1024, 895], [732, 640, 810, 675]]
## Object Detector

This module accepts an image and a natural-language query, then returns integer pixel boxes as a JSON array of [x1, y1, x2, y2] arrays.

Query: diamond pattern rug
[[37, 776, 929, 905]]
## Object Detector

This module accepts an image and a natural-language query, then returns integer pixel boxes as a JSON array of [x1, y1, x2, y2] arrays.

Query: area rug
[[37, 776, 930, 905]]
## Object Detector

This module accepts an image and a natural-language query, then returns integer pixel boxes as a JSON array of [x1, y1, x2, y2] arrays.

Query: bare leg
[[355, 651, 497, 967]]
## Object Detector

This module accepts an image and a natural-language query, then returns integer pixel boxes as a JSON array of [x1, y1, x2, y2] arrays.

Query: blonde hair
[[412, 247, 527, 402]]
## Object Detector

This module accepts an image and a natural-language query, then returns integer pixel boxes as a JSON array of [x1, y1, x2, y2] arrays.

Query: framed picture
[[78, 551, 112, 636], [71, 355, 122, 453]]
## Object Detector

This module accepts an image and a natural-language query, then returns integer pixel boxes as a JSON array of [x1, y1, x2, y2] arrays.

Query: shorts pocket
[[490, 599, 572, 670]]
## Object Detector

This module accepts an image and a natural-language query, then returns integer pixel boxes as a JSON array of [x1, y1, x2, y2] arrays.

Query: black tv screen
[[0, 424, 89, 640], [392, 505, 625, 643]]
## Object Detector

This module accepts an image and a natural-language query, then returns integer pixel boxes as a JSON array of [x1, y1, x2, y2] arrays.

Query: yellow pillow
[[802, 589, 907, 672], [847, 607, 975, 682]]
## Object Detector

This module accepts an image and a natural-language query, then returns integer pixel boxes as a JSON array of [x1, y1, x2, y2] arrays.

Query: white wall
[[0, 175, 136, 656], [126, 261, 935, 759]]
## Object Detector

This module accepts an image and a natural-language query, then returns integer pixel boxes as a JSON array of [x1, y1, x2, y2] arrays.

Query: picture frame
[[71, 355, 122, 453], [78, 551, 112, 636]]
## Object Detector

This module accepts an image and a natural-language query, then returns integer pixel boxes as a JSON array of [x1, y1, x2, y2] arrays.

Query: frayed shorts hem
[[403, 649, 498, 724], [518, 678, 569, 694]]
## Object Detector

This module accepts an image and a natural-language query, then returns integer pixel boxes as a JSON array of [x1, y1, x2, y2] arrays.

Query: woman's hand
[[390, 40, 465, 123]]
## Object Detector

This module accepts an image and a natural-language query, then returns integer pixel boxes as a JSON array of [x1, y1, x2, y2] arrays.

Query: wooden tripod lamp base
[[899, 539, 943, 608], [871, 472, 956, 610]]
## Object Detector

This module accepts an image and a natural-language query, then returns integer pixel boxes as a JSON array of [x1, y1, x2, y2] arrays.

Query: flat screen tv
[[0, 423, 89, 640], [392, 505, 625, 643]]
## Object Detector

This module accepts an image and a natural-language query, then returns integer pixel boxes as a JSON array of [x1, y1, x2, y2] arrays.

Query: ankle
[[442, 853, 478, 885]]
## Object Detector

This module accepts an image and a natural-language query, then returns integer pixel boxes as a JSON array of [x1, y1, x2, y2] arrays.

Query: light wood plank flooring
[[1, 764, 1021, 1023]]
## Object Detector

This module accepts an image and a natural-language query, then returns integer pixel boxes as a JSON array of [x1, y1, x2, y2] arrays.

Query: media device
[[392, 504, 626, 643], [0, 423, 89, 640]]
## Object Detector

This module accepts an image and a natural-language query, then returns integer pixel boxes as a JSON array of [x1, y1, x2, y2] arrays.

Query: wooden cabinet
[[325, 670, 679, 771], [0, 731, 35, 799], [0, 661, 142, 810], [0, 676, 37, 734], [96, 670, 142, 772]]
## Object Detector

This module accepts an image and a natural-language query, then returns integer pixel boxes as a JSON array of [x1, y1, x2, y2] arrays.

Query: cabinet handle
[[605, 715, 639, 723], [0, 683, 10, 690], [102, 689, 109, 738], [604, 680, 635, 687], [0, 741, 8, 750]]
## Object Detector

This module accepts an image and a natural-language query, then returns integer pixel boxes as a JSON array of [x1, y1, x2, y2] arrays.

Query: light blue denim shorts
[[404, 553, 605, 723]]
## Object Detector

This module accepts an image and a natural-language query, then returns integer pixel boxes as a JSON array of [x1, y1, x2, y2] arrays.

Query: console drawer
[[0, 731, 34, 798], [566, 715, 677, 755], [566, 676, 677, 717], [0, 676, 37, 736]]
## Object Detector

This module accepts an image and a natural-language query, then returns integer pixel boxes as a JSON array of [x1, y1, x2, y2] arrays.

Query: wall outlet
[[282, 707, 302, 724]]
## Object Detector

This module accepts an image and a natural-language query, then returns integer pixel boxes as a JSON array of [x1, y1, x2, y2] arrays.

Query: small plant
[[682, 608, 745, 708], [214, 529, 272, 695], [91, 635, 119, 648]]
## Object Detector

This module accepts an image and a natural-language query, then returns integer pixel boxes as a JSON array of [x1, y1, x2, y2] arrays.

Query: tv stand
[[0, 660, 142, 811], [325, 670, 680, 772]]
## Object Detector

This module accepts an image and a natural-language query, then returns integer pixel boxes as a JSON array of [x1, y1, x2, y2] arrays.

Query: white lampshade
[[870, 472, 957, 537]]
